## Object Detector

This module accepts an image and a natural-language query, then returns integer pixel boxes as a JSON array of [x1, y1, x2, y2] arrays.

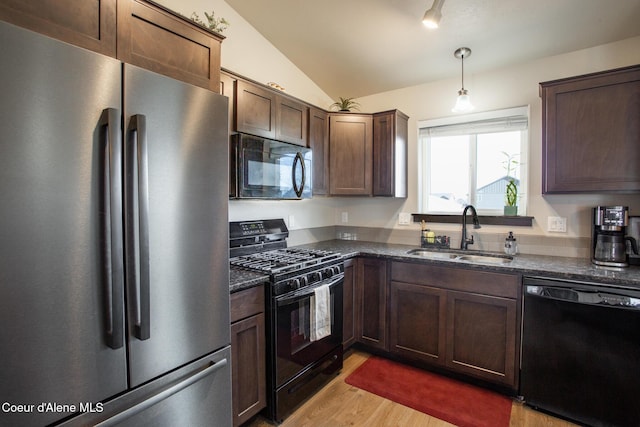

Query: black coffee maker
[[592, 206, 637, 267]]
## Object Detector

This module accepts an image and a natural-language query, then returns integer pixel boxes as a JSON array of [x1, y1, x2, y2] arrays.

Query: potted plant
[[190, 11, 230, 34], [504, 178, 518, 216], [502, 152, 519, 216], [330, 97, 360, 112]]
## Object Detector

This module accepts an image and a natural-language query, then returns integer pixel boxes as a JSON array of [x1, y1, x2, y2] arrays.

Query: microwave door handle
[[292, 151, 305, 198]]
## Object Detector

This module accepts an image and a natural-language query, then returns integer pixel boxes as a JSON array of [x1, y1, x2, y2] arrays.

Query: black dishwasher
[[521, 277, 640, 427]]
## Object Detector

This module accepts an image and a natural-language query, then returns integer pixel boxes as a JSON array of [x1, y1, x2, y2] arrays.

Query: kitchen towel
[[310, 284, 331, 341]]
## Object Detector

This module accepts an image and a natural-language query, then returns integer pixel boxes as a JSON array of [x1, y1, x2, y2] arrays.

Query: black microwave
[[230, 133, 312, 199]]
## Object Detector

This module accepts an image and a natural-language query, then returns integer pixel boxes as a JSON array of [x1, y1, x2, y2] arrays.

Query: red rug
[[345, 356, 512, 427]]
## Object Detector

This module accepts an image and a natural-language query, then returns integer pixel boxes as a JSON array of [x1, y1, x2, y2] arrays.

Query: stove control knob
[[299, 275, 309, 288], [324, 268, 334, 278], [291, 278, 301, 290]]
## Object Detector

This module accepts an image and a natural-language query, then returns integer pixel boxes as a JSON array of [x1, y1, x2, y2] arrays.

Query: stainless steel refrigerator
[[0, 21, 231, 427]]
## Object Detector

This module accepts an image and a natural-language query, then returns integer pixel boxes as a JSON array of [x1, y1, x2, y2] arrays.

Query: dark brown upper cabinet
[[373, 110, 409, 197], [236, 80, 277, 139], [309, 107, 330, 195], [0, 0, 117, 57], [235, 79, 308, 146], [276, 96, 308, 146], [329, 113, 373, 195], [541, 64, 640, 193], [328, 110, 408, 197], [0, 0, 224, 92], [117, 0, 223, 93]]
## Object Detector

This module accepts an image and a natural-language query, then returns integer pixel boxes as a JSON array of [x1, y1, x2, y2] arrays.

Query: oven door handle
[[277, 274, 343, 306]]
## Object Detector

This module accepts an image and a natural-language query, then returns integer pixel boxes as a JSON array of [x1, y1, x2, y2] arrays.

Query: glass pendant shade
[[452, 89, 474, 113]]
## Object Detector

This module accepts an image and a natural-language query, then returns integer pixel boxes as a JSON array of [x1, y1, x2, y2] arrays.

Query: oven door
[[274, 274, 343, 388], [233, 134, 312, 199]]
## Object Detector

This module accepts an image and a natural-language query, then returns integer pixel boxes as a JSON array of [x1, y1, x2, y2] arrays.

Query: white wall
[[156, 0, 334, 108], [355, 36, 640, 240], [155, 0, 640, 243]]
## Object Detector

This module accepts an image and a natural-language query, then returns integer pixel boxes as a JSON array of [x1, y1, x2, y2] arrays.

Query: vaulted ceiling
[[226, 0, 640, 99]]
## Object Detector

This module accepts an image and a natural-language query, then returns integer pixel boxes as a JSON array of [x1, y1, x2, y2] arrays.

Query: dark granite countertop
[[229, 239, 640, 293], [295, 240, 640, 290], [230, 267, 269, 293]]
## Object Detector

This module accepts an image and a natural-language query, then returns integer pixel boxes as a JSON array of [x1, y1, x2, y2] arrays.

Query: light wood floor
[[247, 350, 577, 427]]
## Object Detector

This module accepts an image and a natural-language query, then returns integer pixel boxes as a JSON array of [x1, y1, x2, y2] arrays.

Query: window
[[418, 107, 529, 215]]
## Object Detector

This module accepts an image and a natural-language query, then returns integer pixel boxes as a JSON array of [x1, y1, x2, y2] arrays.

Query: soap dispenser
[[504, 231, 518, 255]]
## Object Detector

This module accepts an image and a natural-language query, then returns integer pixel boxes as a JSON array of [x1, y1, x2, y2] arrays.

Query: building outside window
[[418, 106, 529, 215]]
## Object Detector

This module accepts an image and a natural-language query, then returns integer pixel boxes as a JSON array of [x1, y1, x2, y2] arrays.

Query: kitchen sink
[[456, 254, 513, 264], [405, 249, 459, 259], [406, 249, 513, 265]]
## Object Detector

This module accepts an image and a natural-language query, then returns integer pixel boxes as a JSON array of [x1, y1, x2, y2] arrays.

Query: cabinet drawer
[[391, 261, 519, 299], [230, 285, 265, 323]]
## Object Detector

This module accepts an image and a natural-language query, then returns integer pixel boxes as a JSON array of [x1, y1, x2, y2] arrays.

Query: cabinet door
[[236, 80, 277, 138], [117, 0, 223, 93], [329, 114, 373, 195], [356, 258, 387, 350], [220, 71, 236, 134], [541, 65, 640, 193], [0, 0, 117, 57], [309, 107, 330, 195], [446, 290, 517, 387], [373, 110, 408, 197], [276, 97, 308, 146], [231, 313, 266, 427], [389, 281, 446, 364], [342, 258, 357, 349]]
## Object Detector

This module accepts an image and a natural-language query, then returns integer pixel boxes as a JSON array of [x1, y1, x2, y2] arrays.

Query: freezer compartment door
[[123, 64, 230, 387], [0, 22, 127, 427], [60, 346, 232, 427]]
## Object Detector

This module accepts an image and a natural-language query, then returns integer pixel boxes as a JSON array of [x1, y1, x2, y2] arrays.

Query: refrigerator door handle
[[95, 358, 229, 426], [125, 114, 151, 341], [100, 108, 125, 350]]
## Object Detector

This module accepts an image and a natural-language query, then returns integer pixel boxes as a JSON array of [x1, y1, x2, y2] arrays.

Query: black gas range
[[229, 219, 344, 422]]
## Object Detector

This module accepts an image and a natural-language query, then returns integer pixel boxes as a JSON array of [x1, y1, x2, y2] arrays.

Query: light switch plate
[[547, 216, 567, 232], [398, 212, 411, 225], [341, 211, 349, 223]]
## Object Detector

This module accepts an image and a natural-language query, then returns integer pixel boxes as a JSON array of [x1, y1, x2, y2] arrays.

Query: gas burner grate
[[230, 248, 342, 274]]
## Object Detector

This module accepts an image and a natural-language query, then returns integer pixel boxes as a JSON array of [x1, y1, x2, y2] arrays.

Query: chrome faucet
[[460, 205, 481, 250]]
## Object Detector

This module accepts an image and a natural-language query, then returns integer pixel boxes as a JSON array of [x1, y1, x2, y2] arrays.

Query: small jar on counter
[[504, 231, 518, 255]]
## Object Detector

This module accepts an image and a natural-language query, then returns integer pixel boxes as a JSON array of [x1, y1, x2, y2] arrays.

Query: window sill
[[412, 213, 533, 227]]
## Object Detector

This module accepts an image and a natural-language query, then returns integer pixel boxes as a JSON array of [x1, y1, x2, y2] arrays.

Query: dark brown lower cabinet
[[389, 262, 520, 389], [342, 258, 357, 349], [356, 257, 388, 350], [445, 290, 517, 387], [230, 285, 266, 427], [389, 281, 446, 364]]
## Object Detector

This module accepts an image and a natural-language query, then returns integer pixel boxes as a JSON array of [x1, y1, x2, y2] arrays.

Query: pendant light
[[452, 47, 475, 113], [422, 0, 445, 29]]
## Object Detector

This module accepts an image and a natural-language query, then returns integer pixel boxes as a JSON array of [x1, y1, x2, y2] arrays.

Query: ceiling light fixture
[[452, 47, 474, 113], [422, 0, 445, 29]]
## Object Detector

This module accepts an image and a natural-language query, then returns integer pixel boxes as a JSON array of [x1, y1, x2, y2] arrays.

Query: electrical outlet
[[547, 216, 567, 233], [398, 212, 411, 226], [341, 211, 349, 223], [288, 215, 295, 229]]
